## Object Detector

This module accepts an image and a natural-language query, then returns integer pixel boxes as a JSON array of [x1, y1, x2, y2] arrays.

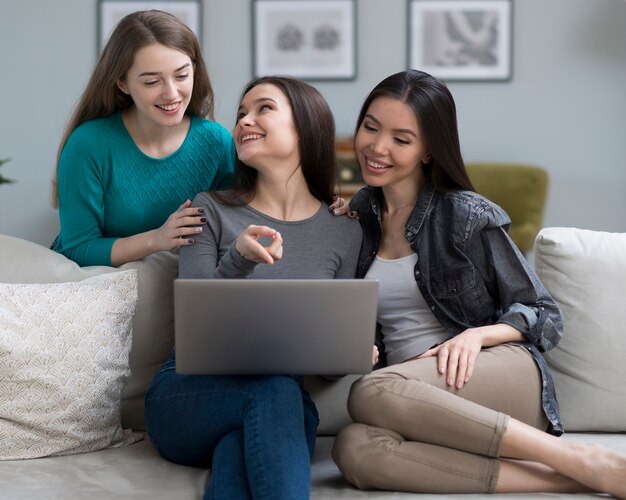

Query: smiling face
[[117, 43, 194, 130], [233, 83, 300, 172], [355, 96, 431, 191]]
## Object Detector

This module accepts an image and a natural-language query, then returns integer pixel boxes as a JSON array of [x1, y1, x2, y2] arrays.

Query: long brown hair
[[356, 70, 474, 192], [52, 10, 213, 206], [227, 76, 336, 206]]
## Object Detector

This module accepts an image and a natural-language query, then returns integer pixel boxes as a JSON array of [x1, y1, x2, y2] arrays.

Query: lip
[[239, 132, 265, 144], [156, 101, 182, 115], [364, 155, 392, 172]]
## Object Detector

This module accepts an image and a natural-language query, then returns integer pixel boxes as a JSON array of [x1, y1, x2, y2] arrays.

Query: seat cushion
[[0, 436, 208, 499]]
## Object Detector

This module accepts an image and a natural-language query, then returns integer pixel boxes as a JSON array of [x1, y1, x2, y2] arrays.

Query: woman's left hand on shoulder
[[154, 199, 206, 252], [329, 195, 358, 218]]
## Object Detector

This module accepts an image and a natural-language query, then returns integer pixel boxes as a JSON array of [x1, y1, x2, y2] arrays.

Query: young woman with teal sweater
[[52, 11, 234, 267]]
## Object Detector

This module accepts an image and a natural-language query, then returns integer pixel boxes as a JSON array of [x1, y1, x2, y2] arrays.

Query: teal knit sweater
[[54, 112, 235, 266]]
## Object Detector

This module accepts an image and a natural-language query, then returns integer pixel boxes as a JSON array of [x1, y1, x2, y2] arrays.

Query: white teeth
[[241, 134, 262, 143], [367, 158, 388, 169], [158, 103, 179, 111]]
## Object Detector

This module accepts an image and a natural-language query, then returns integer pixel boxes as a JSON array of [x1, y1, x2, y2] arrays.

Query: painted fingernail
[[195, 227, 203, 232], [187, 239, 195, 244], [198, 208, 205, 214], [200, 217, 207, 223]]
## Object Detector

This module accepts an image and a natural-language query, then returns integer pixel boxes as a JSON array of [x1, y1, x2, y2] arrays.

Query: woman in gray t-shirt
[[145, 76, 362, 500]]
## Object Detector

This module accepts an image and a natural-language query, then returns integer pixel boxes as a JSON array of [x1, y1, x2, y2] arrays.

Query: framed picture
[[252, 0, 357, 80], [408, 0, 513, 81], [98, 0, 202, 52]]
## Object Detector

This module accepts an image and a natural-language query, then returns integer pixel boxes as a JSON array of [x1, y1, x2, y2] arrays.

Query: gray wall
[[1, 0, 625, 246]]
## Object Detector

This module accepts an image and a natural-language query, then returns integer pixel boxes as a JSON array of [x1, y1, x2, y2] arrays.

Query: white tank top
[[365, 253, 449, 365]]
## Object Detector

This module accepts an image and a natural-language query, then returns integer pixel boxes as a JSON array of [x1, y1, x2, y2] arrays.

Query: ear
[[117, 79, 129, 95], [423, 153, 432, 164]]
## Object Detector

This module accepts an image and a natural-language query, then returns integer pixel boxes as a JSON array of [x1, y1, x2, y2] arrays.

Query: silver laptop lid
[[174, 279, 378, 375]]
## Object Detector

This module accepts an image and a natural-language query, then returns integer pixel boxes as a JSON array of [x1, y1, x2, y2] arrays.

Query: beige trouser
[[332, 344, 548, 494]]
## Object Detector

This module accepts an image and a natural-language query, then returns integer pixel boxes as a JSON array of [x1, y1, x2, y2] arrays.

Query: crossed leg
[[333, 344, 626, 498]]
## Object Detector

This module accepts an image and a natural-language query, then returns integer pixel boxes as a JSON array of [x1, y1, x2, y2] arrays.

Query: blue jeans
[[144, 353, 319, 500]]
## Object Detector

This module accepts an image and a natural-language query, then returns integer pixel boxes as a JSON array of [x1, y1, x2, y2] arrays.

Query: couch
[[0, 227, 625, 499]]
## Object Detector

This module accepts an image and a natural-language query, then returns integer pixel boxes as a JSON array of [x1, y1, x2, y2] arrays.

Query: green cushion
[[466, 163, 548, 254]]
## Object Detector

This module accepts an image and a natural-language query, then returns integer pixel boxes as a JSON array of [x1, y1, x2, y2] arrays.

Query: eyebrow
[[364, 113, 418, 138], [237, 97, 277, 112], [138, 63, 191, 77]]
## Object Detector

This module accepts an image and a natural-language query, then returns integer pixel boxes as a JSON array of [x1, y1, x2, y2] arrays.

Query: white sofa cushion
[[118, 251, 178, 430], [535, 227, 626, 432], [0, 271, 142, 460]]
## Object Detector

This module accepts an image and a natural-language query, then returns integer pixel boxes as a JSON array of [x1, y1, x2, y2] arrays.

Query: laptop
[[174, 279, 379, 375]]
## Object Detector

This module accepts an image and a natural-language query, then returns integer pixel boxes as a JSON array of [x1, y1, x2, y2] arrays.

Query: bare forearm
[[110, 200, 206, 267], [110, 230, 159, 266]]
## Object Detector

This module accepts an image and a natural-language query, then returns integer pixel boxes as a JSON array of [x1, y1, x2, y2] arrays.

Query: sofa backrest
[[535, 227, 626, 432]]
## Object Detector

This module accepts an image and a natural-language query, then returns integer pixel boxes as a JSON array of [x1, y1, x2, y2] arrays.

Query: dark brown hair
[[356, 70, 474, 192], [52, 10, 213, 205], [224, 76, 337, 206]]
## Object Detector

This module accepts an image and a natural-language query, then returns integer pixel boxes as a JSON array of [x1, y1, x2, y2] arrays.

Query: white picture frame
[[408, 0, 513, 81], [253, 0, 357, 81], [98, 0, 202, 52]]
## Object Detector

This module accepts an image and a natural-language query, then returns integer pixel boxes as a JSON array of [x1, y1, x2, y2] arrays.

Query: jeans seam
[[245, 394, 268, 499]]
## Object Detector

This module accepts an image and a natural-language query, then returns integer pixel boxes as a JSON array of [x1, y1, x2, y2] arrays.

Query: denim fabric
[[145, 351, 319, 500], [349, 182, 564, 435]]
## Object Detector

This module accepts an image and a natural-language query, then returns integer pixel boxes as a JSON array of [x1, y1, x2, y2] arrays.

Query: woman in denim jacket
[[332, 70, 626, 498]]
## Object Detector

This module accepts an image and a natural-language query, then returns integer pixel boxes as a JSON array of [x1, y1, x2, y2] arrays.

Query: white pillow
[[535, 227, 626, 432], [0, 234, 179, 431], [0, 271, 143, 460]]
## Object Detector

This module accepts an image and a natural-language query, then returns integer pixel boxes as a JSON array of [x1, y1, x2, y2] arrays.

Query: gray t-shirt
[[179, 191, 362, 280]]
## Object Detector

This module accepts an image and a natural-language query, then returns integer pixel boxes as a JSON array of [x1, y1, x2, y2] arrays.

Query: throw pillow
[[0, 271, 143, 460], [0, 234, 179, 432], [535, 227, 626, 432]]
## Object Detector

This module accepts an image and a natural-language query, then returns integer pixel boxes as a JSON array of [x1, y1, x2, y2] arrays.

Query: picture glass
[[254, 0, 356, 80], [409, 0, 512, 81], [98, 0, 201, 51]]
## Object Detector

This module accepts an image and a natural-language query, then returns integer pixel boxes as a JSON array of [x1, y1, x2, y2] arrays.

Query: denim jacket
[[349, 182, 564, 436]]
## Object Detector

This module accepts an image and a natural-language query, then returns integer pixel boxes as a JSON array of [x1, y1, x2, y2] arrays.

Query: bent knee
[[348, 371, 401, 423], [332, 423, 371, 489], [333, 423, 404, 490], [251, 375, 305, 409]]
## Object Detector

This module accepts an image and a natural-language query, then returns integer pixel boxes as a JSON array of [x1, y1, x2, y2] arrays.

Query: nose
[[162, 79, 178, 100], [238, 112, 254, 127], [370, 135, 389, 155]]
